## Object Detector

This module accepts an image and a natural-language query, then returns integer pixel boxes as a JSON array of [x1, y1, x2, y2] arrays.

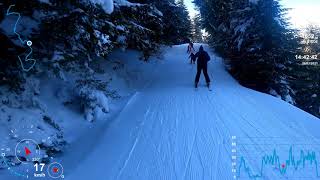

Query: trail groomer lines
[[6, 4, 36, 72]]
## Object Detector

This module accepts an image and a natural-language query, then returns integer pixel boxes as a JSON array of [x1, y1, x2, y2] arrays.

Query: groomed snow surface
[[66, 44, 320, 180]]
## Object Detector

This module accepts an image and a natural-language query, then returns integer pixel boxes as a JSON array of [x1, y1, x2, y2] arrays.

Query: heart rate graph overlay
[[236, 137, 320, 179], [238, 146, 319, 178], [6, 4, 36, 72]]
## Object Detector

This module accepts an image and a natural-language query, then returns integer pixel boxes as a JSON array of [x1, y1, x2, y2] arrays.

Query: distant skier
[[194, 45, 211, 89], [187, 42, 196, 64]]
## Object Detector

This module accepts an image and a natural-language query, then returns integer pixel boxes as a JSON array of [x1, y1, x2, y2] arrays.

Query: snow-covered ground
[[1, 44, 320, 179], [0, 48, 159, 179], [64, 44, 320, 180]]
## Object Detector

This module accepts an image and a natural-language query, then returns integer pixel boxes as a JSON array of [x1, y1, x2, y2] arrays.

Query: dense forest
[[194, 0, 320, 118], [0, 0, 193, 163], [1, 1, 319, 178], [0, 0, 195, 122], [0, 0, 319, 119], [0, 0, 192, 88]]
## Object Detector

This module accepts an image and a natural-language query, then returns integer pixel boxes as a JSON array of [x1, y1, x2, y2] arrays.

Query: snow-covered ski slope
[[68, 44, 320, 180]]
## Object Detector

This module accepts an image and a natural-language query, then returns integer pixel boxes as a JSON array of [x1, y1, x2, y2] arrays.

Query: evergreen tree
[[194, 0, 320, 117], [0, 0, 167, 89], [0, 0, 43, 89], [175, 0, 192, 43], [131, 0, 192, 44], [192, 14, 203, 42], [194, 0, 233, 54], [195, 0, 299, 93]]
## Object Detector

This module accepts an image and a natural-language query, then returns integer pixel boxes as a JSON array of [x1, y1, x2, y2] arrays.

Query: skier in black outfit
[[194, 45, 211, 88]]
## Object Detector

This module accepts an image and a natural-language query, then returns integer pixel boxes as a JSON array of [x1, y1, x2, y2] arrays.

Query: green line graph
[[237, 146, 320, 179]]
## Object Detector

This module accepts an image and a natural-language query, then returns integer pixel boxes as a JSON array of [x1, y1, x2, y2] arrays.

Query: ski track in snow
[[67, 44, 320, 180]]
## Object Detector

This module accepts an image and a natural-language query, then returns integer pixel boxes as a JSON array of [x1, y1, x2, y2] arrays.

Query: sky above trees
[[184, 0, 197, 18], [281, 0, 320, 28], [184, 0, 320, 28]]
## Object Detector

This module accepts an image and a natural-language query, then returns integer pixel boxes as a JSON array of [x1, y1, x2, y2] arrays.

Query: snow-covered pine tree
[[175, 0, 192, 43], [195, 0, 320, 117], [131, 0, 192, 45], [0, 30, 25, 89], [192, 14, 203, 43], [1, 0, 166, 89], [194, 0, 232, 55], [230, 0, 299, 102], [112, 2, 163, 60], [0, 0, 44, 89]]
